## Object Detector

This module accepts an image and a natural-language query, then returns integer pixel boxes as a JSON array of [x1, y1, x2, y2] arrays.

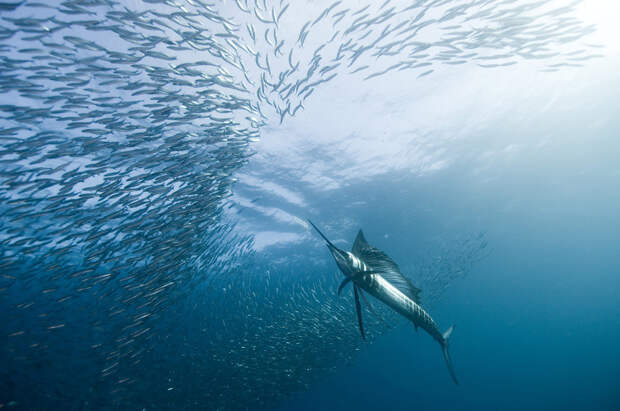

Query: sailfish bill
[[308, 220, 459, 385]]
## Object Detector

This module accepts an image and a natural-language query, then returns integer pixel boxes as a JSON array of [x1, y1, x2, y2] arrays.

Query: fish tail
[[441, 325, 458, 385]]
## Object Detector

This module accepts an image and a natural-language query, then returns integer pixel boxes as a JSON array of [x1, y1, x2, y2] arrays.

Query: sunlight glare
[[576, 0, 620, 52]]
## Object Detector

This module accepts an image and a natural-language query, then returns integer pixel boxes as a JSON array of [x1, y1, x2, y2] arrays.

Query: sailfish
[[308, 220, 458, 384]]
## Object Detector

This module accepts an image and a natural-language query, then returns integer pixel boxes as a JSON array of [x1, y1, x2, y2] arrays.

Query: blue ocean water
[[1, 0, 619, 410]]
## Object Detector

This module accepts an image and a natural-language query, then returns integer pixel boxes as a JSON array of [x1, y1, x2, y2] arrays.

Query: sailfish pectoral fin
[[358, 289, 393, 329], [353, 285, 365, 340], [337, 271, 377, 296], [337, 277, 352, 296]]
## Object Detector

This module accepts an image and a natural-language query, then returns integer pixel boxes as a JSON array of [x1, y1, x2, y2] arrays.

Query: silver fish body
[[355, 270, 444, 343], [309, 220, 458, 384]]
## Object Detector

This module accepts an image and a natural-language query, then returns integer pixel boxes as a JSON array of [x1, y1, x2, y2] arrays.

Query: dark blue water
[[1, 0, 619, 410], [277, 118, 620, 409], [281, 223, 620, 411]]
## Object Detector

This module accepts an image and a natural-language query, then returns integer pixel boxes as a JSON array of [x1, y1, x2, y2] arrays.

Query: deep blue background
[[280, 231, 619, 410], [1, 1, 619, 410], [277, 122, 620, 410]]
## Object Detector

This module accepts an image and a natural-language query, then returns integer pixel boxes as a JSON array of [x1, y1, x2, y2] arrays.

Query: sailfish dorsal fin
[[352, 229, 422, 304], [352, 229, 369, 256]]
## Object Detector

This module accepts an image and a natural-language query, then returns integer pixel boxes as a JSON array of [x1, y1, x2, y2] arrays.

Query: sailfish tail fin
[[441, 325, 458, 385]]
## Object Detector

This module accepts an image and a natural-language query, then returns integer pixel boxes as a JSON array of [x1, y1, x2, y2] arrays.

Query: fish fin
[[442, 325, 458, 385], [414, 324, 418, 332], [359, 288, 392, 329], [339, 271, 379, 297], [443, 325, 454, 341], [353, 285, 365, 340], [356, 242, 422, 304], [337, 277, 352, 296], [351, 229, 369, 255]]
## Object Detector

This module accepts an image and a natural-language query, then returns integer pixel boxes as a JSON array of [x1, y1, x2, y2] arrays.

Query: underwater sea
[[1, 0, 619, 409]]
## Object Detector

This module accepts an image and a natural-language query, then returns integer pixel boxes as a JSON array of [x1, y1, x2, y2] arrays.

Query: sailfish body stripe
[[358, 273, 443, 343], [307, 220, 458, 384], [348, 252, 367, 272]]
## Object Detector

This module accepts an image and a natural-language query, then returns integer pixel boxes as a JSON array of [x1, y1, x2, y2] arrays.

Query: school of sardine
[[0, 0, 599, 409]]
